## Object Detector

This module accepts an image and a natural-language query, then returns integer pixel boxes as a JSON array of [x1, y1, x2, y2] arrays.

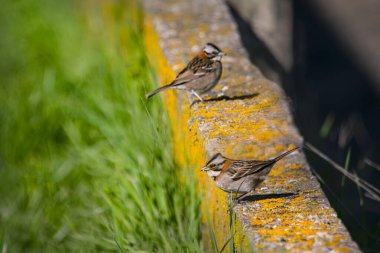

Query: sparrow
[[201, 147, 300, 201], [145, 43, 224, 101]]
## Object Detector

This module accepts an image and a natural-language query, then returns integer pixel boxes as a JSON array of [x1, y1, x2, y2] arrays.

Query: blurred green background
[[0, 0, 202, 252]]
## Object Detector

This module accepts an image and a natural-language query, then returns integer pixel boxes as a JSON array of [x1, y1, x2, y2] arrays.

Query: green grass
[[0, 0, 201, 252]]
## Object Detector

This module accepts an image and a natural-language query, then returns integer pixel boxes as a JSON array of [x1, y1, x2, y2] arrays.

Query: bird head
[[200, 42, 224, 61], [201, 153, 227, 180]]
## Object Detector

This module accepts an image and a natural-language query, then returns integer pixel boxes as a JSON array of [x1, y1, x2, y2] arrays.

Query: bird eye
[[204, 51, 212, 57]]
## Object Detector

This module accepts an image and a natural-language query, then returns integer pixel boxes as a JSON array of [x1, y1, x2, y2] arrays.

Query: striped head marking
[[201, 153, 227, 180], [200, 43, 224, 61]]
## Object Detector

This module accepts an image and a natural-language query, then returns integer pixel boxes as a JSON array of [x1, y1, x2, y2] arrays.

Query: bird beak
[[201, 166, 207, 171], [213, 52, 224, 61]]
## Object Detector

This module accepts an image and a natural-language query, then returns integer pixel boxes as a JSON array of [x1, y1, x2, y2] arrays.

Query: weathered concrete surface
[[142, 0, 361, 252]]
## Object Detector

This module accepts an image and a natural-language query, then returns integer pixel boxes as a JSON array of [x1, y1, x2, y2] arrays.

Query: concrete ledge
[[142, 0, 361, 252]]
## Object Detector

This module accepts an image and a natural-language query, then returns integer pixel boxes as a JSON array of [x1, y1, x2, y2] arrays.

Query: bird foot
[[233, 191, 254, 203], [191, 90, 204, 101]]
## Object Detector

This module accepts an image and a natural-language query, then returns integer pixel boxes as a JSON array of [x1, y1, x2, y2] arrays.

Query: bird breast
[[215, 173, 264, 193]]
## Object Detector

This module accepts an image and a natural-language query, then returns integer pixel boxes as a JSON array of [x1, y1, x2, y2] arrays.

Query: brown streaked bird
[[145, 43, 224, 101], [201, 147, 300, 201]]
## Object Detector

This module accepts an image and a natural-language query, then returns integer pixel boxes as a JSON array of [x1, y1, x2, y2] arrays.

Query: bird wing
[[171, 69, 205, 86], [229, 160, 275, 180], [171, 66, 212, 87], [171, 56, 216, 87]]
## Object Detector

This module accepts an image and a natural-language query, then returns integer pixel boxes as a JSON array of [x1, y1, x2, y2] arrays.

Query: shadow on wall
[[227, 1, 380, 252]]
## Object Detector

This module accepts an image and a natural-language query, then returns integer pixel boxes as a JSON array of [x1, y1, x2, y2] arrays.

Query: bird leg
[[234, 190, 254, 203], [191, 90, 204, 101]]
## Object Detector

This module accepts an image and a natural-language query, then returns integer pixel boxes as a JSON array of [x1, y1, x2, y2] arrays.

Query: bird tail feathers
[[145, 84, 172, 99], [273, 147, 300, 162]]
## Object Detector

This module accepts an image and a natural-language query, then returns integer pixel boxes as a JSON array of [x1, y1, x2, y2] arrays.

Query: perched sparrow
[[201, 147, 300, 201], [145, 43, 224, 101]]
